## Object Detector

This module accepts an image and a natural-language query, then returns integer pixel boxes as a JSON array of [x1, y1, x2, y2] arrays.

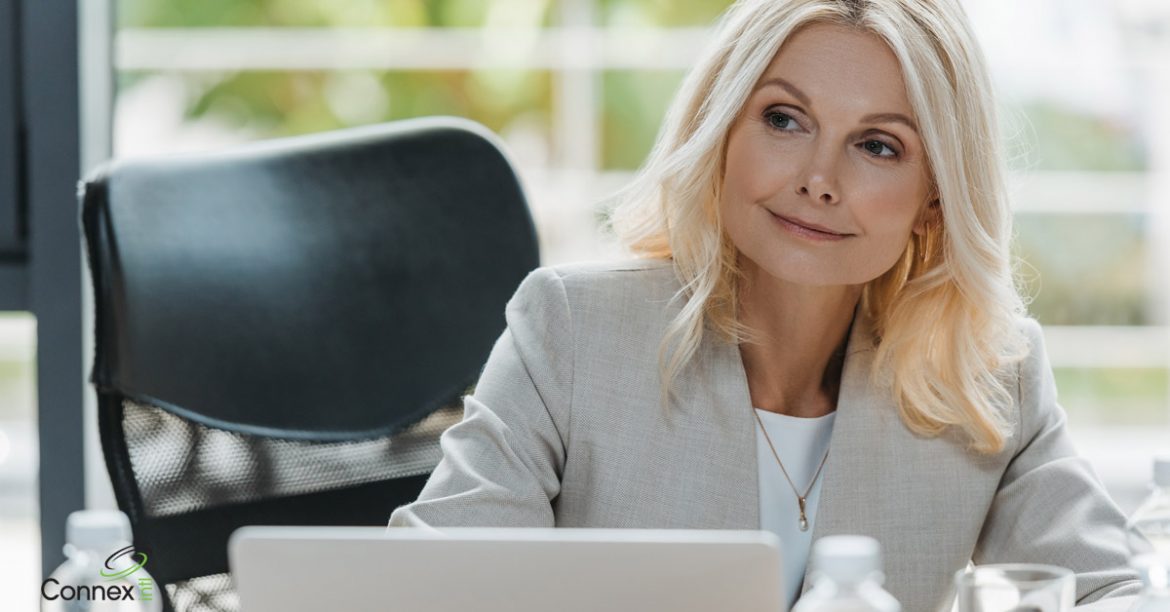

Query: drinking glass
[[954, 564, 1075, 612]]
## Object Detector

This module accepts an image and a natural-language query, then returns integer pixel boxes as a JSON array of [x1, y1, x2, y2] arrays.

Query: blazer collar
[[713, 304, 884, 595]]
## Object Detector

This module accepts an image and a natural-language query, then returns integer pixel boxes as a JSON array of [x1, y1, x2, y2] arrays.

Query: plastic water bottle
[[1128, 554, 1170, 612], [792, 535, 902, 612], [42, 510, 162, 611], [1128, 454, 1170, 556]]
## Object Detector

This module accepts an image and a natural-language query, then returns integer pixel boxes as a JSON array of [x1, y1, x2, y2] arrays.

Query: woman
[[389, 1, 1141, 610]]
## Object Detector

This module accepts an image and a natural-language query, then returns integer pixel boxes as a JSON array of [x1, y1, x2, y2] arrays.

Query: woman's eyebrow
[[755, 77, 812, 106], [859, 112, 918, 134], [754, 76, 919, 134]]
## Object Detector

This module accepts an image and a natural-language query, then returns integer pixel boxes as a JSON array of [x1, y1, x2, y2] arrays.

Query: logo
[[41, 545, 156, 603]]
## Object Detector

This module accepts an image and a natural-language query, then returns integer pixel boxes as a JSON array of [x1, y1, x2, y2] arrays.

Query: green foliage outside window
[[118, 0, 553, 28], [119, 0, 1148, 175], [1014, 215, 1152, 326], [120, 70, 552, 143]]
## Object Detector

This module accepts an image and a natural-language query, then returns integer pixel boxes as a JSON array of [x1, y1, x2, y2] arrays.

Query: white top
[[754, 408, 836, 609]]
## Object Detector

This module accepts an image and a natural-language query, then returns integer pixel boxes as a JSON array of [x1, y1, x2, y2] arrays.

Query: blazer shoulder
[[1015, 316, 1043, 344], [552, 258, 682, 316], [511, 258, 677, 304], [508, 258, 682, 343], [1005, 315, 1062, 454], [551, 257, 675, 283], [1014, 316, 1048, 386]]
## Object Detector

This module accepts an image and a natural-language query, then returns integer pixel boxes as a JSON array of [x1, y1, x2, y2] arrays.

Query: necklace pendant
[[799, 516, 809, 531]]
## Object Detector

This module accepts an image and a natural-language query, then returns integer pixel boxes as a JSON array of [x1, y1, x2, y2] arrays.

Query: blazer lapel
[[687, 289, 1000, 611], [706, 331, 762, 530], [709, 305, 885, 547], [709, 303, 966, 609], [800, 310, 884, 596], [797, 310, 998, 612]]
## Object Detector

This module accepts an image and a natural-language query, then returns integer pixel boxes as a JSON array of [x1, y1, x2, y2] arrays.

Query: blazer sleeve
[[387, 267, 572, 528], [972, 318, 1142, 610]]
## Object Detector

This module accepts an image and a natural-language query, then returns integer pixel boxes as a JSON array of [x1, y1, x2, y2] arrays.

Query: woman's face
[[720, 22, 937, 287]]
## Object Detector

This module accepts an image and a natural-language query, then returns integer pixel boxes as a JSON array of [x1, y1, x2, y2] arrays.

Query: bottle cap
[[1154, 453, 1170, 487], [1130, 553, 1170, 590], [65, 510, 132, 555], [811, 535, 883, 584]]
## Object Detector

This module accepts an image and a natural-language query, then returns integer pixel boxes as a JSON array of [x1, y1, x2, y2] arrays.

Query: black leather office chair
[[80, 117, 540, 611]]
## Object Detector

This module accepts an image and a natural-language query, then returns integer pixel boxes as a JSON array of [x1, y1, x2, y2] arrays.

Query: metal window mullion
[[554, 0, 599, 173], [114, 27, 713, 71]]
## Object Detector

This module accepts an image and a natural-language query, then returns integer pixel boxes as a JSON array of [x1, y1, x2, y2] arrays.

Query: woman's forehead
[[755, 22, 914, 118]]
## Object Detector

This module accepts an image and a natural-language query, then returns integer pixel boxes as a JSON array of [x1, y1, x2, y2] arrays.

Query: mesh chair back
[[81, 118, 539, 611]]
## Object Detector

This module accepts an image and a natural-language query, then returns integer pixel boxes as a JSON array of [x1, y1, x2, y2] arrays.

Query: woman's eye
[[862, 140, 898, 159], [765, 111, 799, 131]]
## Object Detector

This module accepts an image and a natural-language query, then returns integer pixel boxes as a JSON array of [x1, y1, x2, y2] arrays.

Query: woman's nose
[[794, 144, 841, 205]]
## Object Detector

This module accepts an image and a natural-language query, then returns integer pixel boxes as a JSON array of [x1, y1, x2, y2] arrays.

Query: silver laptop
[[229, 526, 785, 612]]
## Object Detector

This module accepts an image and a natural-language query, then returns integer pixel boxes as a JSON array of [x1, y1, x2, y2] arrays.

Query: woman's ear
[[912, 199, 941, 236]]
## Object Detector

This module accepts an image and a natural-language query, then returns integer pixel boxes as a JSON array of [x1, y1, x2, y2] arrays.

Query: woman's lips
[[770, 212, 853, 242]]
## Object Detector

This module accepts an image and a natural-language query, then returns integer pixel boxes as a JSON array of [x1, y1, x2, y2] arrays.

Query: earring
[[918, 226, 933, 265], [920, 200, 940, 264]]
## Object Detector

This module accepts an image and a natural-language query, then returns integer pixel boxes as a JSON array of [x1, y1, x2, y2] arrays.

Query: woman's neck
[[737, 262, 861, 418]]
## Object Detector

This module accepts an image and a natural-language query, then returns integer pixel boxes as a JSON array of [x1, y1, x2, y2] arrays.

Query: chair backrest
[[80, 117, 539, 611]]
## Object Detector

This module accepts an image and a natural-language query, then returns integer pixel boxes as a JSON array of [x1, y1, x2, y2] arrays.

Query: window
[[109, 0, 1168, 504]]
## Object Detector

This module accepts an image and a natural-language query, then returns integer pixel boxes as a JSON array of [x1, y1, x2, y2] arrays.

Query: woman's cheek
[[863, 185, 925, 232]]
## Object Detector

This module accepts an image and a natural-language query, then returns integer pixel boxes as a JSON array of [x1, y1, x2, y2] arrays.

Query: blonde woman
[[390, 1, 1141, 609]]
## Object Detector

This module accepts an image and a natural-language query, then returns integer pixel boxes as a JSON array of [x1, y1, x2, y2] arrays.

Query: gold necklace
[[752, 408, 832, 532]]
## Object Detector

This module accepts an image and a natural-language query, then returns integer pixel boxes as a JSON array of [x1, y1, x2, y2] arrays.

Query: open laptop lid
[[229, 526, 785, 612]]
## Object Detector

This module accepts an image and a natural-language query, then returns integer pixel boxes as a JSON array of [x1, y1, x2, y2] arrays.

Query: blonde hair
[[609, 0, 1029, 454]]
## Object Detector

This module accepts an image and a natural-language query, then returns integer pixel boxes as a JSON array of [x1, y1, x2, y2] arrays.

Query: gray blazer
[[389, 259, 1142, 612]]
